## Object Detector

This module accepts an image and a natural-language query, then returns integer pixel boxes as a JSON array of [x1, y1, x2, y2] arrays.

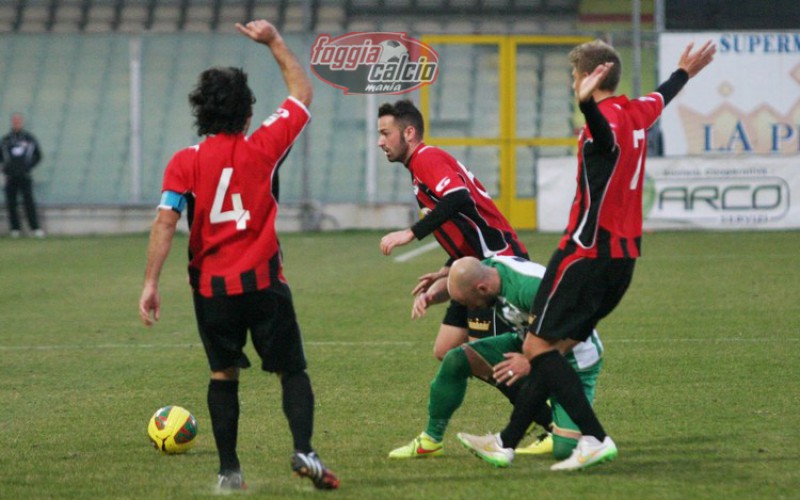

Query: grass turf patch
[[0, 230, 797, 498]]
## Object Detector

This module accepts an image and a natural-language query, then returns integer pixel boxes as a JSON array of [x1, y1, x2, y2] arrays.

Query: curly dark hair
[[188, 67, 256, 136], [378, 99, 424, 140]]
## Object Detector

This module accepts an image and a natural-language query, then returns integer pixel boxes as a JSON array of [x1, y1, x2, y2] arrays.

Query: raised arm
[[236, 20, 313, 107], [657, 40, 716, 106], [678, 40, 716, 78]]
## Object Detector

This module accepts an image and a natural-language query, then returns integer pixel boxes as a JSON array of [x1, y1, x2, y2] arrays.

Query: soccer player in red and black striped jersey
[[458, 39, 716, 471], [377, 99, 529, 360], [138, 20, 338, 491]]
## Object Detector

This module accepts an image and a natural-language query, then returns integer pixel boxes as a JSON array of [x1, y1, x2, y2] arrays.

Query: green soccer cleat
[[550, 435, 617, 471], [456, 432, 514, 468], [515, 432, 553, 456], [388, 432, 444, 458]]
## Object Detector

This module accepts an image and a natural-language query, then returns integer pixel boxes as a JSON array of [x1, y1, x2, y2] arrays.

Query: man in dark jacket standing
[[1, 113, 44, 238]]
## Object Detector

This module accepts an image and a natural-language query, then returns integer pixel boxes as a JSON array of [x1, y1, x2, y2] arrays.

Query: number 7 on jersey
[[210, 167, 250, 230]]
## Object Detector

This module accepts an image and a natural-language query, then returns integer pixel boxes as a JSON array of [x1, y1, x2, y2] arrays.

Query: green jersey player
[[389, 255, 603, 461]]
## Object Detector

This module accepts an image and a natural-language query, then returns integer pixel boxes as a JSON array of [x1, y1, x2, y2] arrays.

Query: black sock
[[207, 379, 240, 473], [532, 401, 554, 432], [499, 372, 550, 449], [536, 350, 606, 441], [495, 378, 553, 431], [493, 377, 520, 405], [281, 371, 315, 453]]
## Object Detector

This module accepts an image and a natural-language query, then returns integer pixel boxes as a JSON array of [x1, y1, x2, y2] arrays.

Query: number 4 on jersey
[[211, 167, 250, 230]]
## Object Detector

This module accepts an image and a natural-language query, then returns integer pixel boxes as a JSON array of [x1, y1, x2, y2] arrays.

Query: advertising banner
[[658, 32, 800, 156], [537, 156, 800, 231]]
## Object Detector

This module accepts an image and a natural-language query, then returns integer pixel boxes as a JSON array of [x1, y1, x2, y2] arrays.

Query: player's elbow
[[292, 84, 313, 108]]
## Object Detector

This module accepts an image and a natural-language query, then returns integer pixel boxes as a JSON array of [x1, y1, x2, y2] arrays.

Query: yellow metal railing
[[420, 34, 592, 229]]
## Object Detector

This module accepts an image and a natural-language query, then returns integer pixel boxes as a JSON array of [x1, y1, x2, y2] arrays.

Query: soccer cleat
[[33, 229, 45, 239], [515, 432, 553, 455], [9, 230, 20, 239], [291, 451, 340, 490], [456, 432, 514, 468], [550, 435, 617, 471], [388, 432, 444, 458], [216, 470, 247, 491]]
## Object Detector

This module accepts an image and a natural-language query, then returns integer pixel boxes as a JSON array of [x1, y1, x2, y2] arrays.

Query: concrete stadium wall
[[0, 203, 417, 236]]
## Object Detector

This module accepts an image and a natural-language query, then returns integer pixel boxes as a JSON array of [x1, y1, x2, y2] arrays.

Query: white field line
[[393, 241, 440, 262], [0, 337, 796, 351], [0, 341, 418, 351], [611, 338, 800, 343]]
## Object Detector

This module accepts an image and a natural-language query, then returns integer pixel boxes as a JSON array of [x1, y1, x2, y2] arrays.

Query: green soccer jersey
[[483, 256, 603, 371]]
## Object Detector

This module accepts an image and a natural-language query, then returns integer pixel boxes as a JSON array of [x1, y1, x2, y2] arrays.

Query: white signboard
[[658, 32, 800, 156], [537, 156, 800, 231]]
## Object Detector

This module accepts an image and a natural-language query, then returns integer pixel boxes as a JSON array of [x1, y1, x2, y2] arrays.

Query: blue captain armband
[[158, 190, 187, 214]]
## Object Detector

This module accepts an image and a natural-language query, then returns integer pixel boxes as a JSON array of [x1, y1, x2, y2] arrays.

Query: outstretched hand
[[577, 62, 614, 102], [678, 40, 716, 78], [380, 229, 415, 256], [235, 20, 279, 45]]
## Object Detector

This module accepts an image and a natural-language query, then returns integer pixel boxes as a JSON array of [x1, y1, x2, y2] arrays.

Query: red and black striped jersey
[[559, 93, 664, 259], [161, 96, 310, 297], [407, 144, 528, 262]]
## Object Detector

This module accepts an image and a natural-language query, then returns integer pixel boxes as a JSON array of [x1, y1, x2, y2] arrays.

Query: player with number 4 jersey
[[139, 19, 339, 492], [161, 95, 308, 297]]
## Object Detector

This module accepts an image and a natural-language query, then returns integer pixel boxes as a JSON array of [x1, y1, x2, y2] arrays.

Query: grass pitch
[[0, 230, 798, 499]]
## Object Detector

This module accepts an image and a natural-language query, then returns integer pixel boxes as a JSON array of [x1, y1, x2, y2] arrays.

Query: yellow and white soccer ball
[[147, 405, 198, 454]]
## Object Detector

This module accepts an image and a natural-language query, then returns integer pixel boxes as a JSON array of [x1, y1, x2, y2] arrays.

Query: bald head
[[447, 256, 499, 308]]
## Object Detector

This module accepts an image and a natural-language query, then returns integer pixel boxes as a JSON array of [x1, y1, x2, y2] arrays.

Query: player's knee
[[459, 344, 496, 383], [433, 334, 463, 360], [439, 347, 471, 379], [279, 369, 309, 384], [211, 367, 239, 381], [523, 332, 558, 359], [433, 325, 469, 361]]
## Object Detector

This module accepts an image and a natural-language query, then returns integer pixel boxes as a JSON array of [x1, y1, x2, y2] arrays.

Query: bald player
[[388, 256, 604, 462]]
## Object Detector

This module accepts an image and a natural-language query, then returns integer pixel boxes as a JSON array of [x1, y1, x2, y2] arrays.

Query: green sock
[[425, 347, 472, 442]]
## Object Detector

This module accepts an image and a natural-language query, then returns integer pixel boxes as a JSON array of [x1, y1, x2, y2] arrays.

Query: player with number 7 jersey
[[160, 96, 309, 297], [563, 87, 662, 259]]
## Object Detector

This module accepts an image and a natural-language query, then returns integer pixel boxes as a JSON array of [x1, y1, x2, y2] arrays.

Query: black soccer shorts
[[442, 300, 511, 339], [531, 249, 636, 342], [192, 287, 308, 373]]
